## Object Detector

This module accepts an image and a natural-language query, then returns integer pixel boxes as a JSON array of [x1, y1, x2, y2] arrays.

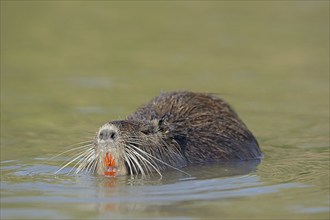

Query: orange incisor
[[104, 152, 116, 176]]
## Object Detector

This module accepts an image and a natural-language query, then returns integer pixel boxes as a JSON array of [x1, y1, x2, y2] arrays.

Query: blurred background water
[[1, 1, 329, 219]]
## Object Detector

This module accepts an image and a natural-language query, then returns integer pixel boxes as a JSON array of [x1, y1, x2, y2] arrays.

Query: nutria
[[58, 91, 262, 177]]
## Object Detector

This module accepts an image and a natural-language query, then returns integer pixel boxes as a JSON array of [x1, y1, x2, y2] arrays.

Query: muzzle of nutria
[[95, 123, 127, 177]]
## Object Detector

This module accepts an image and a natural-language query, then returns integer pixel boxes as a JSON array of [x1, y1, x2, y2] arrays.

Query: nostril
[[99, 131, 105, 140], [99, 129, 117, 141], [110, 131, 116, 139]]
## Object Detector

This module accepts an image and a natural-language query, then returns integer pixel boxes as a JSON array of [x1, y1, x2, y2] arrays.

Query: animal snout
[[99, 128, 117, 141]]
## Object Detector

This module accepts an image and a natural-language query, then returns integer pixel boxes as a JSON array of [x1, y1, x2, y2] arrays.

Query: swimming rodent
[[63, 91, 262, 177]]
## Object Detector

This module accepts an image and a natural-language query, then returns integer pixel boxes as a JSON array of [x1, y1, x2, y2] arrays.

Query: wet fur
[[128, 91, 261, 163], [57, 91, 262, 177]]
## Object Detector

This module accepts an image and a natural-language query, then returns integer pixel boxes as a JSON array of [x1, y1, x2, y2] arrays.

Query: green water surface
[[1, 1, 329, 219]]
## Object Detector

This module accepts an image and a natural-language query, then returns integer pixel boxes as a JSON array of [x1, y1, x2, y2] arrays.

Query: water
[[1, 1, 329, 219]]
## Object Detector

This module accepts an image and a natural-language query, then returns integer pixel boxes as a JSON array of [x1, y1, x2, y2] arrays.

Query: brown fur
[[94, 91, 262, 175]]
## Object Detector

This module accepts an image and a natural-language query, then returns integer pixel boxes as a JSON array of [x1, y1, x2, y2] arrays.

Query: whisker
[[55, 146, 92, 170], [129, 144, 191, 177], [82, 151, 98, 174], [123, 154, 134, 175], [55, 149, 93, 174], [126, 147, 153, 175], [159, 139, 184, 164], [125, 149, 146, 177], [48, 144, 93, 161], [127, 146, 162, 178], [86, 157, 98, 174], [72, 149, 95, 174]]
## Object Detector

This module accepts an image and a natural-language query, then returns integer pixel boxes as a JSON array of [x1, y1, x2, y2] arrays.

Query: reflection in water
[[1, 1, 328, 219], [89, 161, 307, 218], [1, 151, 328, 219]]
